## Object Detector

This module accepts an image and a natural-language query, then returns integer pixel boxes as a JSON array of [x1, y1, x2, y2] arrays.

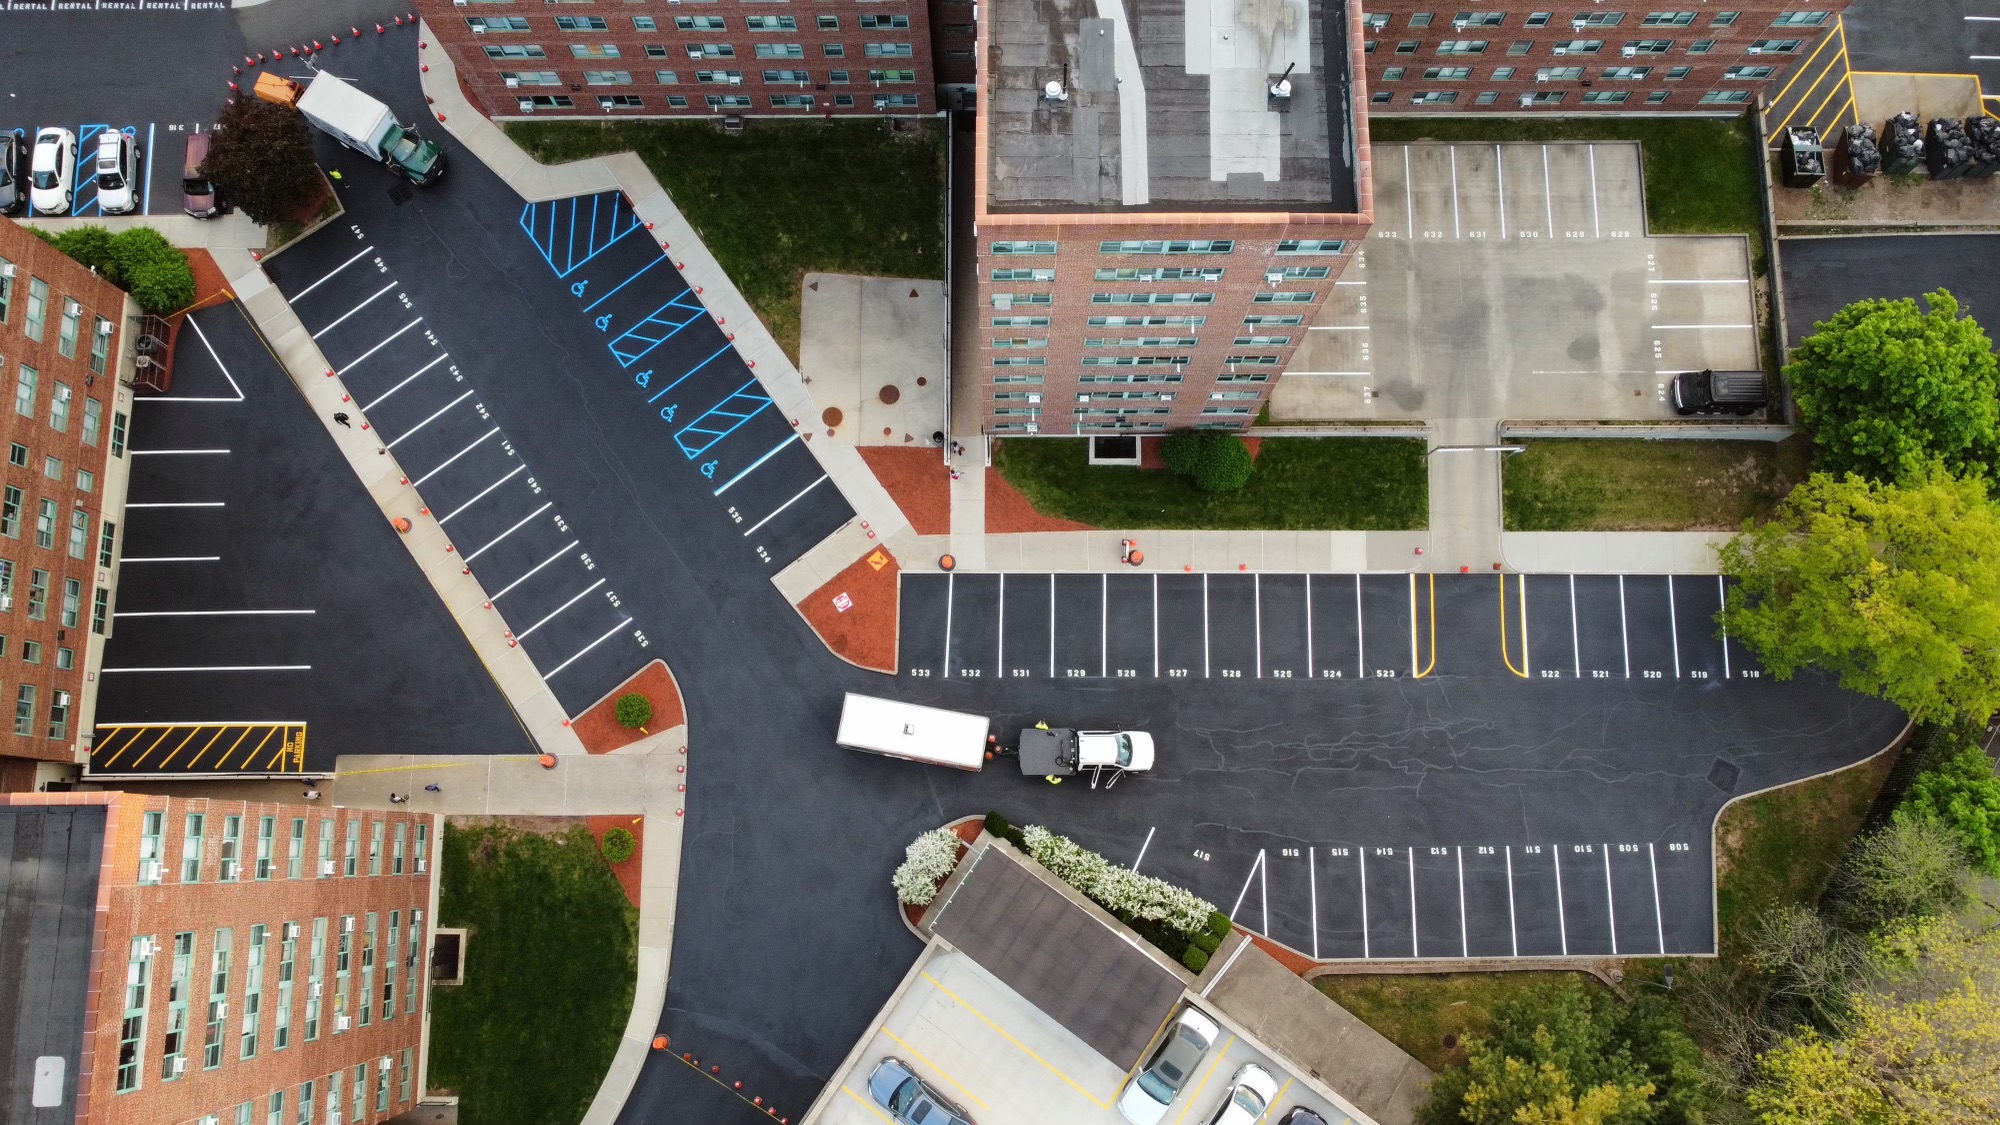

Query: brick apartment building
[[968, 0, 1373, 434], [1355, 3, 1845, 113], [1, 791, 436, 1125], [0, 218, 137, 791], [415, 0, 938, 118]]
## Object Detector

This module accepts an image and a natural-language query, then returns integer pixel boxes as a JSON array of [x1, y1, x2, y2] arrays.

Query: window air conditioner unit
[[1453, 19, 1466, 29], [140, 860, 162, 883], [336, 1015, 351, 1032], [329, 1113, 343, 1125], [96, 320, 114, 336], [310, 981, 323, 999], [1024, 422, 1039, 433], [136, 937, 156, 958], [1747, 45, 1762, 53], [1077, 394, 1090, 403], [0, 263, 14, 278], [1520, 93, 1535, 106], [215, 1002, 227, 1020], [686, 46, 702, 58], [505, 77, 520, 88], [728, 75, 742, 85], [470, 25, 485, 35], [414, 858, 428, 874], [319, 860, 335, 877], [168, 1057, 186, 1078], [1025, 393, 1041, 404], [452, 0, 465, 5], [1572, 17, 1586, 28], [1622, 45, 1637, 57], [198, 1116, 219, 1125], [222, 860, 240, 880], [341, 917, 355, 933], [1553, 46, 1567, 55], [380, 1057, 395, 1072], [285, 922, 301, 940]]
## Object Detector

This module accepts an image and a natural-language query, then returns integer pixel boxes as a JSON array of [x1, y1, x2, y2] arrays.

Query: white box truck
[[295, 71, 445, 186], [836, 693, 990, 771]]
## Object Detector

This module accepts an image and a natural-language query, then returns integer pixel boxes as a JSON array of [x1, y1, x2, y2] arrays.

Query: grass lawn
[[505, 119, 946, 361], [1501, 437, 1809, 531], [1712, 746, 1898, 960], [1314, 972, 1607, 1071], [429, 820, 637, 1125], [1367, 115, 1763, 240], [993, 437, 1428, 530]]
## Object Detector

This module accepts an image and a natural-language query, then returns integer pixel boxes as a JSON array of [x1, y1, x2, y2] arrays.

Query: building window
[[33, 499, 52, 548], [655, 70, 678, 83], [163, 932, 193, 1081], [754, 43, 805, 59], [1493, 65, 1516, 78], [1723, 64, 1777, 79], [829, 69, 851, 82], [991, 268, 1055, 282], [1436, 40, 1487, 55], [991, 338, 1048, 348], [181, 814, 205, 883], [416, 822, 430, 874], [15, 364, 36, 416], [98, 520, 115, 568], [305, 918, 327, 1041], [202, 928, 231, 1069], [1626, 39, 1674, 54], [597, 94, 646, 109], [393, 822, 407, 875], [993, 316, 1053, 327], [466, 16, 529, 32], [43, 455, 59, 481], [1424, 66, 1473, 79], [1643, 11, 1697, 26], [256, 816, 275, 880], [58, 576, 77, 628], [21, 639, 38, 663], [299, 1081, 315, 1125], [358, 914, 376, 1027], [1410, 12, 1435, 27], [1526, 12, 1551, 27], [1275, 240, 1345, 255], [695, 70, 744, 83], [1233, 335, 1293, 347], [1252, 291, 1316, 304], [345, 819, 360, 876], [483, 43, 547, 59], [12, 684, 33, 736], [1582, 90, 1631, 104], [1524, 90, 1568, 105], [570, 44, 621, 59], [288, 818, 305, 880], [137, 810, 165, 883], [334, 916, 352, 1031], [1747, 39, 1803, 53], [501, 70, 562, 86], [219, 815, 242, 881], [274, 922, 297, 1050], [1508, 40, 1532, 55], [1411, 91, 1460, 104], [1666, 65, 1691, 79], [667, 95, 689, 108], [1773, 11, 1830, 27], [746, 14, 797, 30], [1601, 65, 1653, 79], [400, 1049, 414, 1104], [1553, 39, 1603, 54], [24, 279, 47, 340], [69, 509, 88, 560], [1646, 90, 1670, 104], [860, 13, 910, 28], [1395, 40, 1419, 54], [240, 924, 265, 1059], [369, 820, 384, 876], [26, 568, 46, 619], [89, 318, 111, 374], [631, 15, 655, 31], [6, 443, 22, 468], [1097, 239, 1234, 254], [1364, 13, 1388, 30], [0, 258, 10, 322], [687, 42, 735, 58], [524, 95, 576, 108], [991, 357, 1047, 367], [1713, 11, 1741, 25], [384, 910, 400, 1020], [117, 935, 153, 1092], [1454, 12, 1507, 28], [676, 16, 726, 30], [1687, 39, 1716, 53], [1382, 67, 1406, 81], [1083, 337, 1199, 348], [1094, 266, 1224, 282], [764, 72, 812, 85], [818, 15, 839, 29], [83, 397, 103, 446], [863, 43, 914, 57], [353, 1064, 367, 1123], [992, 241, 1057, 255], [319, 818, 335, 878], [1699, 89, 1752, 103], [552, 15, 608, 30], [824, 44, 847, 57], [57, 299, 80, 358]]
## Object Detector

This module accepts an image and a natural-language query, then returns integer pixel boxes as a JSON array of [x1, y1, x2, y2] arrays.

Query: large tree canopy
[[1718, 468, 2000, 724], [1786, 289, 2000, 483], [202, 96, 321, 226]]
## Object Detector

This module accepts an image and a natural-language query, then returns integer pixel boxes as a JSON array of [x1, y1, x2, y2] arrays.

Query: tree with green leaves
[[1898, 742, 2000, 876], [203, 95, 322, 226], [1718, 467, 2000, 724], [1830, 817, 1972, 932], [1786, 289, 2000, 483]]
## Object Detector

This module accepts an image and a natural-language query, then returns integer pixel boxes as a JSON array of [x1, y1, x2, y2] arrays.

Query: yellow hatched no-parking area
[[1763, 16, 1860, 143], [90, 721, 308, 775]]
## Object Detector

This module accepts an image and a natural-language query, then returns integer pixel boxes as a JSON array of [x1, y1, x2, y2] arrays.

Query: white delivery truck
[[836, 693, 991, 771], [293, 71, 445, 186]]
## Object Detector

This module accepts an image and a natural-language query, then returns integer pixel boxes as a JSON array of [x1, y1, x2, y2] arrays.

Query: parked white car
[[1206, 1064, 1278, 1125], [1118, 1007, 1220, 1125], [93, 130, 141, 214], [29, 127, 75, 215]]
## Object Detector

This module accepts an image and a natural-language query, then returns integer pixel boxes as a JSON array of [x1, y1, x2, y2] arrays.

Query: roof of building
[[983, 0, 1359, 214], [0, 804, 105, 1125], [929, 841, 1189, 1070]]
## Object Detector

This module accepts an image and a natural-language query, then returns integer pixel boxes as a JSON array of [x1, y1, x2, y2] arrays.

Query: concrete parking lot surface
[[1276, 143, 1759, 426]]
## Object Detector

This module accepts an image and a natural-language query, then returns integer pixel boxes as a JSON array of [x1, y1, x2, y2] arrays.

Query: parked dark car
[[0, 129, 27, 216], [1671, 369, 1769, 417], [182, 132, 222, 218]]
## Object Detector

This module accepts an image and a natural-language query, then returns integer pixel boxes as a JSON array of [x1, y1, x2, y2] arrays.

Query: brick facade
[[416, 0, 937, 119], [4, 792, 437, 1125], [0, 218, 135, 781], [1357, 2, 1846, 112]]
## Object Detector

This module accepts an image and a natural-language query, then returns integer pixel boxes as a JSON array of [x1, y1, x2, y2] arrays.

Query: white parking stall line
[[1505, 846, 1519, 957], [1495, 144, 1507, 239], [1100, 574, 1108, 679], [1355, 574, 1364, 677], [125, 501, 224, 509], [1457, 847, 1468, 958], [1152, 575, 1160, 679], [385, 389, 473, 449], [116, 609, 314, 617], [103, 664, 312, 673], [1667, 577, 1681, 678], [1403, 146, 1414, 239], [1652, 278, 1753, 285], [1568, 575, 1581, 678], [139, 317, 244, 403], [438, 464, 527, 525], [1407, 847, 1419, 958], [122, 556, 221, 563], [1651, 323, 1756, 330], [310, 281, 399, 340], [1520, 575, 1530, 675], [289, 245, 376, 301], [1552, 847, 1569, 956], [1449, 146, 1461, 239], [334, 318, 424, 377], [543, 618, 632, 681], [1358, 849, 1371, 960], [741, 474, 828, 537], [1304, 575, 1314, 675], [1260, 848, 1270, 935], [490, 540, 578, 602], [131, 448, 229, 456], [997, 573, 1005, 677], [1618, 575, 1631, 679], [1203, 574, 1212, 679], [1718, 575, 1731, 678], [1602, 847, 1618, 957], [1048, 574, 1056, 678], [1648, 844, 1666, 954], [516, 578, 607, 641], [1254, 574, 1262, 679], [1308, 845, 1320, 960], [1133, 826, 1155, 873], [413, 427, 500, 488], [1229, 851, 1263, 922], [361, 353, 450, 413], [712, 433, 800, 496], [1306, 325, 1369, 330], [942, 571, 954, 678], [1588, 145, 1600, 238], [1542, 145, 1554, 237], [143, 122, 155, 216], [463, 501, 553, 563]]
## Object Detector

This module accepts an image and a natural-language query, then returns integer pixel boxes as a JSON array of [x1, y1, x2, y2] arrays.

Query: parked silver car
[[868, 1057, 974, 1125]]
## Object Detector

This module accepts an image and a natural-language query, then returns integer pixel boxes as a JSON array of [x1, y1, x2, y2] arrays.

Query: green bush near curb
[[613, 693, 652, 731], [599, 827, 636, 864]]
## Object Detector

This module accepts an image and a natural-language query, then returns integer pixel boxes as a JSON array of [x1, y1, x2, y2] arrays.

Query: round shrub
[[1208, 911, 1234, 941], [1193, 436, 1254, 492], [1160, 431, 1206, 476], [1194, 929, 1223, 954], [1182, 945, 1211, 973], [599, 827, 635, 864], [983, 811, 1011, 839], [892, 827, 964, 906], [613, 693, 653, 730], [51, 226, 120, 280]]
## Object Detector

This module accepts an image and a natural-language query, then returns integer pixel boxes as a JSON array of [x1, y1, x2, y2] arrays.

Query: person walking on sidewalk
[[333, 412, 352, 428], [301, 787, 321, 801], [423, 784, 441, 793], [388, 792, 408, 804]]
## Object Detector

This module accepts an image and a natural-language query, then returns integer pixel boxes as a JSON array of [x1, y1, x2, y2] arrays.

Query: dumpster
[[1926, 117, 1974, 180], [1882, 111, 1923, 174], [1780, 126, 1825, 189], [1965, 116, 2000, 179], [1830, 122, 1879, 188]]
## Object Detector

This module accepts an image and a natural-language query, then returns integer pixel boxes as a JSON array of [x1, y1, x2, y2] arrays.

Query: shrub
[[613, 693, 653, 731], [1020, 825, 1217, 938], [1897, 742, 2000, 875], [1194, 436, 1255, 492], [891, 827, 963, 906], [599, 827, 635, 864], [1160, 430, 1206, 476], [1193, 929, 1223, 954], [111, 228, 195, 314], [1831, 816, 1972, 929], [983, 811, 1011, 839], [51, 226, 120, 279], [1208, 911, 1234, 941], [1182, 946, 1210, 973]]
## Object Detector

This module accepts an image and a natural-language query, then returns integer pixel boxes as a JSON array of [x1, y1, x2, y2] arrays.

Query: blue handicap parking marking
[[608, 287, 708, 367], [520, 193, 645, 279], [674, 380, 775, 460]]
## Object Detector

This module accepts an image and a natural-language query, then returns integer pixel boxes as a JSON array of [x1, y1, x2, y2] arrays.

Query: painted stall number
[[1321, 670, 1343, 678], [725, 506, 744, 524], [1328, 847, 1351, 857], [1617, 844, 1639, 852], [907, 668, 932, 677], [1221, 669, 1242, 678], [958, 668, 982, 678], [1573, 844, 1594, 854], [1271, 669, 1292, 678], [1193, 850, 1212, 862], [1476, 846, 1495, 855], [525, 474, 542, 495], [1010, 669, 1031, 678], [1430, 847, 1449, 856], [553, 515, 570, 532], [1523, 845, 1544, 855], [1280, 848, 1300, 858], [1167, 669, 1190, 677], [633, 630, 650, 649], [1667, 842, 1690, 851], [604, 591, 621, 609], [1372, 847, 1395, 857]]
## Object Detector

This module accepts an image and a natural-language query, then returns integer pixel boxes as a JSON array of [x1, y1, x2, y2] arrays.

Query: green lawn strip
[[1313, 971, 1608, 1071], [503, 120, 946, 361], [1501, 436, 1809, 531], [1712, 747, 1897, 961], [429, 821, 637, 1125], [993, 437, 1428, 530], [1366, 115, 1762, 238]]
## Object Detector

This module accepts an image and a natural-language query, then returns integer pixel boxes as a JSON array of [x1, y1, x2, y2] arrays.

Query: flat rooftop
[[0, 804, 105, 1125], [983, 0, 1360, 214]]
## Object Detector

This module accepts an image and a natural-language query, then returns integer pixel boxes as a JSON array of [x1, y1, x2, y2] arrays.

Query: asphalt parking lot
[[1844, 0, 2000, 91], [90, 300, 535, 774], [1275, 143, 1759, 424], [1781, 234, 2000, 347], [900, 571, 1758, 684]]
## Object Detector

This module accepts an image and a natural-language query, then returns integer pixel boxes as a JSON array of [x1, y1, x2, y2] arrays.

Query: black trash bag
[[1844, 123, 1880, 174], [1882, 111, 1923, 174], [1965, 116, 2000, 178], [1926, 117, 1973, 179]]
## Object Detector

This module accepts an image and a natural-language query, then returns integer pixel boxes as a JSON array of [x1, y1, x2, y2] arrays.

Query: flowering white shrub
[[1022, 825, 1215, 938], [892, 827, 965, 906]]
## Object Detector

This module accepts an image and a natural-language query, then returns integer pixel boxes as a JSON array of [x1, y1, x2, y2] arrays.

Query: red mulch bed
[[573, 660, 686, 754], [184, 249, 233, 310], [585, 814, 644, 910], [1138, 436, 1262, 470], [901, 818, 984, 927], [858, 447, 952, 535], [796, 544, 900, 673], [1246, 931, 1316, 974], [985, 467, 1095, 533]]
